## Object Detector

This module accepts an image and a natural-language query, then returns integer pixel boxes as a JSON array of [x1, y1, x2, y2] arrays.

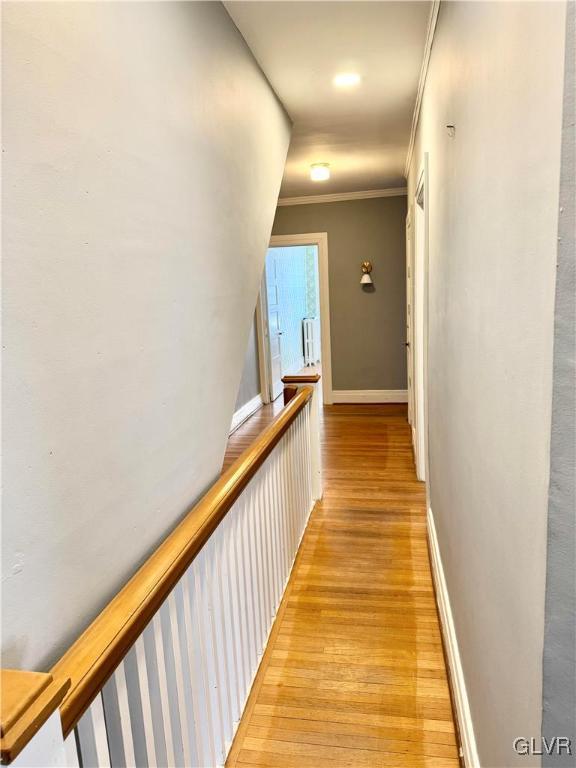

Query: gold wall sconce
[[360, 261, 373, 285]]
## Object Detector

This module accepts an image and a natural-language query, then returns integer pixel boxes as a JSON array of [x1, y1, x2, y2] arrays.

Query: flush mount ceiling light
[[310, 163, 330, 182], [333, 72, 361, 88]]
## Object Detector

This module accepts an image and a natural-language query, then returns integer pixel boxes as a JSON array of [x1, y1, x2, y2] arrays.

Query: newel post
[[1, 669, 70, 767], [282, 374, 323, 502]]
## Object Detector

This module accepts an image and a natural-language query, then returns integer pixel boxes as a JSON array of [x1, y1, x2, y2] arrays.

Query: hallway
[[225, 404, 460, 767]]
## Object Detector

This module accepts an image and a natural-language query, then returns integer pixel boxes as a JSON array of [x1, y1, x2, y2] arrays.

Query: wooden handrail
[[282, 373, 321, 384], [1, 670, 70, 764], [282, 373, 321, 404], [51, 386, 313, 737]]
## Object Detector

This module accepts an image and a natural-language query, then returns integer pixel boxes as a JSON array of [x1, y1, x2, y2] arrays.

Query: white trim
[[404, 1, 440, 178], [427, 507, 480, 768], [229, 393, 263, 434], [412, 156, 429, 483], [406, 206, 415, 428], [268, 233, 333, 405], [277, 188, 407, 207], [254, 284, 271, 405], [332, 390, 408, 404]]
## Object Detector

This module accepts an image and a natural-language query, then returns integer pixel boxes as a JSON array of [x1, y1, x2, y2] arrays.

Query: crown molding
[[404, 0, 441, 179], [277, 187, 408, 207]]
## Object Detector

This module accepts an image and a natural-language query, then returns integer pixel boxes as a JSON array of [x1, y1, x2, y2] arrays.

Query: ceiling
[[225, 1, 431, 198]]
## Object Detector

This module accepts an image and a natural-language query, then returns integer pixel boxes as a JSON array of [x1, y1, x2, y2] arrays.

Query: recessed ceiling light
[[333, 72, 361, 88], [310, 163, 330, 182]]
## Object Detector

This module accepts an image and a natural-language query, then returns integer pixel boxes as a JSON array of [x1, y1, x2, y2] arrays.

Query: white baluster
[[294, 414, 301, 530], [167, 590, 193, 767], [219, 512, 241, 726], [134, 635, 158, 767], [151, 612, 176, 767], [295, 413, 305, 530], [258, 468, 273, 631], [280, 439, 291, 579], [308, 382, 323, 501], [186, 562, 216, 767], [100, 662, 136, 767], [267, 453, 281, 611], [282, 427, 294, 575], [303, 407, 311, 523], [141, 620, 171, 767], [76, 694, 110, 768], [231, 500, 250, 703], [253, 476, 267, 647], [305, 404, 313, 509], [288, 422, 298, 557], [271, 452, 283, 613], [246, 485, 263, 661], [123, 646, 150, 768], [158, 602, 186, 766], [209, 528, 233, 752], [240, 487, 258, 672], [283, 426, 293, 562], [197, 544, 226, 765], [64, 733, 80, 768]]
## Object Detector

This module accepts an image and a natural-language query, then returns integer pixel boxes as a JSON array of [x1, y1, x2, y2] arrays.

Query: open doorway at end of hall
[[264, 244, 320, 399], [258, 234, 332, 405]]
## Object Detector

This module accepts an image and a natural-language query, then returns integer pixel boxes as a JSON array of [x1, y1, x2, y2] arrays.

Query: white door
[[413, 159, 429, 483], [265, 250, 284, 401], [406, 209, 415, 428]]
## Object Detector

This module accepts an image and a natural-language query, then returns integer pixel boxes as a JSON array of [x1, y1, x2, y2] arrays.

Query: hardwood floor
[[224, 403, 459, 767], [223, 397, 285, 472]]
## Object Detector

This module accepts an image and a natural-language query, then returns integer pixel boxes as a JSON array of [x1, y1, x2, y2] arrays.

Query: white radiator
[[303, 317, 320, 365]]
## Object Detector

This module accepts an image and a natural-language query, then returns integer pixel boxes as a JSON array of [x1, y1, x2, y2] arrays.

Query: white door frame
[[255, 284, 272, 404], [413, 156, 430, 483], [406, 206, 415, 429], [257, 233, 333, 404]]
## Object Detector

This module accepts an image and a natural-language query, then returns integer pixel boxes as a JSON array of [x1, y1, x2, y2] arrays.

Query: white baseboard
[[427, 507, 480, 768], [230, 394, 263, 434], [332, 389, 408, 404]]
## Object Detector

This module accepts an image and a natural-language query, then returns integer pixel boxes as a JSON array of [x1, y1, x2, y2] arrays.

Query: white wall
[[542, 4, 575, 761], [2, 1, 290, 670], [407, 2, 566, 766]]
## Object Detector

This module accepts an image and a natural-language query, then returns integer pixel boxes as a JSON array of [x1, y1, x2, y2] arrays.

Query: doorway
[[406, 206, 415, 431], [257, 233, 333, 404], [411, 157, 429, 482]]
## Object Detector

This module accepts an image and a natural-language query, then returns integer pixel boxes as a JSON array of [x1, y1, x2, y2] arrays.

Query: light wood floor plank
[[245, 724, 457, 758], [249, 714, 457, 747]]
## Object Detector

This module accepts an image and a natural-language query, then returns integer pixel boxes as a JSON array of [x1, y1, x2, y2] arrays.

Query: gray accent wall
[[273, 196, 408, 391], [542, 3, 575, 763], [407, 2, 567, 765], [235, 314, 261, 410]]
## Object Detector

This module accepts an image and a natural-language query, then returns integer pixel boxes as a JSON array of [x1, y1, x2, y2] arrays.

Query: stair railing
[[1, 379, 322, 768]]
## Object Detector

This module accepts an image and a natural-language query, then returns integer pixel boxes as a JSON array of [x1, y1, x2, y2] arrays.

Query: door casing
[[257, 233, 333, 404], [264, 249, 284, 401], [412, 156, 430, 484], [406, 207, 415, 429]]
